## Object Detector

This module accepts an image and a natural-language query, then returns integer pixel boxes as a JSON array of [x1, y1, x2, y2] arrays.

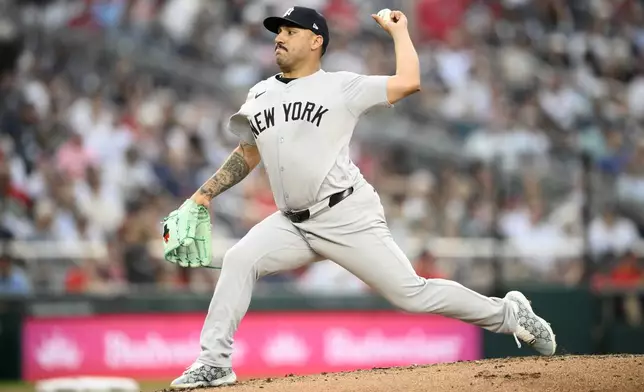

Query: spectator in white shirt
[[75, 165, 124, 238], [296, 260, 369, 295], [538, 73, 590, 130], [322, 34, 368, 74], [104, 146, 158, 204], [588, 206, 641, 260], [506, 200, 569, 276], [617, 140, 644, 204], [66, 93, 113, 138], [435, 28, 473, 90], [440, 63, 493, 122]]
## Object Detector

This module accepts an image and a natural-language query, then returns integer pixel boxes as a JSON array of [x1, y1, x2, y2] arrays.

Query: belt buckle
[[284, 209, 303, 223]]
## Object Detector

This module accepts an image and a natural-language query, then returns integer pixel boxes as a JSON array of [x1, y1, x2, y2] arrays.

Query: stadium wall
[[1, 286, 643, 382]]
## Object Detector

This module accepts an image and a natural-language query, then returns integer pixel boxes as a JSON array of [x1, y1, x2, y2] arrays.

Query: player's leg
[[170, 211, 322, 388], [301, 184, 556, 355]]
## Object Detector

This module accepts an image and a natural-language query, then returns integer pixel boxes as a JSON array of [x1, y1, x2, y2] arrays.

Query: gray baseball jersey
[[228, 69, 391, 211]]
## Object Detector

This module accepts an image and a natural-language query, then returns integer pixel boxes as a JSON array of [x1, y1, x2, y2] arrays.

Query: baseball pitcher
[[162, 6, 557, 389]]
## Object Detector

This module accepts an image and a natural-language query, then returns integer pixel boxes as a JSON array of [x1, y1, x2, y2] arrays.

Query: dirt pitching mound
[[190, 354, 644, 392]]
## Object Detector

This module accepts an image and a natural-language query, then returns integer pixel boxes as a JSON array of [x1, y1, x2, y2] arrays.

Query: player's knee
[[222, 246, 257, 274], [386, 285, 429, 313], [396, 299, 426, 313]]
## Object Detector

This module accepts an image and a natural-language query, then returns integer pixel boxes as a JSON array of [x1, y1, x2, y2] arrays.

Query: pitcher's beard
[[276, 56, 292, 72]]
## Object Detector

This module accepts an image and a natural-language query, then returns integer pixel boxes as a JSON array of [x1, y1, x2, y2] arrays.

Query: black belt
[[283, 187, 354, 223]]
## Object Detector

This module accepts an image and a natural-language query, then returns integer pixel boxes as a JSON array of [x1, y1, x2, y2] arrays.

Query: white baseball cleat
[[169, 362, 237, 389], [505, 290, 557, 356]]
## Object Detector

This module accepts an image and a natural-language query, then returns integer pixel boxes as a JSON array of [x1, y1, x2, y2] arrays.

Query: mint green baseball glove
[[162, 199, 215, 268]]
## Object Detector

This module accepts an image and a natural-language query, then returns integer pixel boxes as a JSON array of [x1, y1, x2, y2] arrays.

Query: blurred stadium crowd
[[0, 0, 644, 296]]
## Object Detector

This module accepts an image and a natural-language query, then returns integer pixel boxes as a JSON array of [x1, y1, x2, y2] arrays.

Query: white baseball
[[377, 8, 392, 23]]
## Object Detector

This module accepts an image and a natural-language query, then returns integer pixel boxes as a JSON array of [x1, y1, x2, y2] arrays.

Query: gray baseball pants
[[197, 182, 517, 367]]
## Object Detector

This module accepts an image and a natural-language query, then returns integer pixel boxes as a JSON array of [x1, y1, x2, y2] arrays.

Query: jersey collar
[[273, 68, 326, 82]]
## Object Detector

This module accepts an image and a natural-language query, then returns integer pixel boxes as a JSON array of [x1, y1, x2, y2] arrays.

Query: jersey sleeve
[[227, 82, 264, 145], [340, 72, 393, 117]]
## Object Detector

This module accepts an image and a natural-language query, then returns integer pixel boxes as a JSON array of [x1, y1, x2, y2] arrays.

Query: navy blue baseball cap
[[263, 6, 330, 55]]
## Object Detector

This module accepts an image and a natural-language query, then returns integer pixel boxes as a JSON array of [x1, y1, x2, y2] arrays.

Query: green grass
[[0, 382, 29, 392], [0, 381, 171, 392]]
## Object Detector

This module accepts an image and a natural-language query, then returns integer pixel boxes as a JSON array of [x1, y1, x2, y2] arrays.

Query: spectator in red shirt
[[64, 257, 121, 294], [415, 0, 471, 42], [0, 158, 33, 238], [414, 250, 446, 279], [324, 0, 360, 35], [611, 255, 644, 286], [0, 160, 31, 210]]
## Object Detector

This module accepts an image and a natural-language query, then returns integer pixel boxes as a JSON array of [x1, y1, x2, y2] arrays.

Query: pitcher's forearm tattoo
[[198, 144, 252, 199]]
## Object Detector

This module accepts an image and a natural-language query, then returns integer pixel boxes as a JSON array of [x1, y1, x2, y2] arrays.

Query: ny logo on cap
[[284, 7, 294, 17], [313, 23, 318, 29]]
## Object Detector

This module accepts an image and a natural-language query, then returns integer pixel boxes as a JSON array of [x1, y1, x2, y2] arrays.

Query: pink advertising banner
[[22, 311, 481, 381]]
